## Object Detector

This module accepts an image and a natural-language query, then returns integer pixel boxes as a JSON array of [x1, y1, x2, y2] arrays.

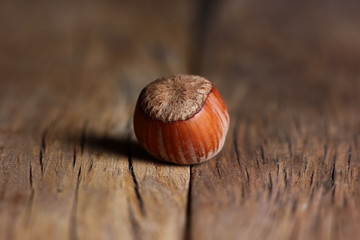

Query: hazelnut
[[133, 74, 230, 165]]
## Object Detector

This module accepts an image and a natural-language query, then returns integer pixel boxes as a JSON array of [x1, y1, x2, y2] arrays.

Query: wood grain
[[0, 1, 196, 239], [189, 0, 360, 239], [0, 0, 359, 240]]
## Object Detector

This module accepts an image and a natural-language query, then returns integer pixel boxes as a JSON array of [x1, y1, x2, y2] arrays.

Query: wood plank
[[189, 1, 360, 239], [1, 0, 360, 239], [0, 1, 197, 239]]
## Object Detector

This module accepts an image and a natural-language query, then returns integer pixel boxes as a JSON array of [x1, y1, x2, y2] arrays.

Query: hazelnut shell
[[133, 75, 230, 165]]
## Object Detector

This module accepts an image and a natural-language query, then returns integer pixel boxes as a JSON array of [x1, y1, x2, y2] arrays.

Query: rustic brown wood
[[0, 0, 360, 240], [0, 1, 197, 239], [189, 1, 360, 240]]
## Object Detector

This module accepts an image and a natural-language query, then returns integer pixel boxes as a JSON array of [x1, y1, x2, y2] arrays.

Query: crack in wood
[[245, 167, 250, 182], [69, 166, 81, 240], [39, 129, 47, 176], [260, 145, 266, 164], [310, 170, 314, 187], [283, 167, 288, 188], [88, 158, 93, 173], [347, 147, 352, 174], [72, 147, 77, 168], [184, 166, 193, 240], [127, 139, 145, 215], [39, 149, 44, 176], [29, 164, 33, 189], [255, 155, 260, 169], [268, 172, 273, 198], [233, 122, 241, 169], [216, 159, 221, 178], [41, 130, 47, 152], [330, 153, 336, 188], [322, 152, 337, 193], [26, 163, 35, 228], [37, 113, 64, 177]]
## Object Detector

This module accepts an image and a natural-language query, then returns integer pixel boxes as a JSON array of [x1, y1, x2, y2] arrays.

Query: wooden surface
[[0, 0, 359, 239]]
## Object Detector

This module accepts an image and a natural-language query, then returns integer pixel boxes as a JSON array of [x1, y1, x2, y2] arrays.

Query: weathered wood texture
[[190, 1, 360, 239], [0, 1, 196, 239], [0, 0, 360, 240]]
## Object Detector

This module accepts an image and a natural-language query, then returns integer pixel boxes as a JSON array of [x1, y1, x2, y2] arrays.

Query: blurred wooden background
[[0, 0, 360, 239]]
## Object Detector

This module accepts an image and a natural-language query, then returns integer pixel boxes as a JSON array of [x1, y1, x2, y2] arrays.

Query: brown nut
[[133, 74, 230, 165]]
